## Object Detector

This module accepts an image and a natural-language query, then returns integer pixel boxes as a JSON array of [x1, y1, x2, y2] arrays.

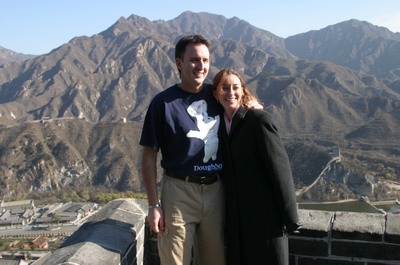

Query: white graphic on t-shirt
[[186, 100, 220, 163]]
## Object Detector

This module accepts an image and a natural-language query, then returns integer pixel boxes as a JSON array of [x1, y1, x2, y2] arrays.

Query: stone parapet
[[290, 209, 400, 264], [39, 198, 147, 265], [37, 200, 400, 265]]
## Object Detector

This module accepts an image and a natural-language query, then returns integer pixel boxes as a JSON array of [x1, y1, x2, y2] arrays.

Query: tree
[[52, 214, 62, 224]]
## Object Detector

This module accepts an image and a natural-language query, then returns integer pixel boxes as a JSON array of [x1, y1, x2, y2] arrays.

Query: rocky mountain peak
[[0, 46, 37, 66], [285, 19, 400, 75]]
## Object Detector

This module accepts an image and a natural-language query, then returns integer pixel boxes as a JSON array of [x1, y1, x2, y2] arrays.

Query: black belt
[[165, 171, 220, 185]]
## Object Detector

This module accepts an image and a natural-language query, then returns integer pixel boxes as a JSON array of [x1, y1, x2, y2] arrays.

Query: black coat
[[221, 107, 299, 265]]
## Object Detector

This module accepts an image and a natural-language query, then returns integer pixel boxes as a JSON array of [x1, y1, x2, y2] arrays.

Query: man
[[140, 35, 225, 265]]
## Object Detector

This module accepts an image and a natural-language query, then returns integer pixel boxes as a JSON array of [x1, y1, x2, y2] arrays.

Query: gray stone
[[86, 198, 146, 229], [385, 213, 400, 244], [42, 198, 147, 265], [297, 209, 334, 237], [332, 211, 385, 241], [43, 242, 120, 265]]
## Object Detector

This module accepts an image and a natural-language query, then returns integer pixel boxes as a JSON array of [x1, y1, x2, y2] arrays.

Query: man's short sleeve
[[140, 97, 164, 151]]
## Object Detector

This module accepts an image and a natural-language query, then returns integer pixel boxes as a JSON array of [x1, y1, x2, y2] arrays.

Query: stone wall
[[37, 199, 400, 265], [290, 209, 400, 264], [37, 198, 148, 265]]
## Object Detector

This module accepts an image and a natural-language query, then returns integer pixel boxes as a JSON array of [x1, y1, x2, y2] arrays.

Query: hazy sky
[[1, 0, 400, 55]]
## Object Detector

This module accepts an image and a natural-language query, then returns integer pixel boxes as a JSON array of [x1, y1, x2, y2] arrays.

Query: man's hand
[[246, 99, 263, 110], [142, 146, 164, 233], [148, 206, 164, 233]]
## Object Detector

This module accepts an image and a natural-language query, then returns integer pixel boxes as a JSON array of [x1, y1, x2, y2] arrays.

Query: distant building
[[328, 146, 341, 158], [35, 202, 98, 224], [0, 209, 11, 220], [0, 200, 35, 214], [9, 240, 21, 248], [32, 235, 49, 249], [0, 200, 98, 226], [0, 213, 23, 226], [21, 209, 35, 223], [51, 202, 98, 224], [0, 200, 36, 226]]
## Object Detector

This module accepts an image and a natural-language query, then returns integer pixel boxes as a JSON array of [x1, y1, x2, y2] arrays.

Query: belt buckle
[[200, 176, 206, 186]]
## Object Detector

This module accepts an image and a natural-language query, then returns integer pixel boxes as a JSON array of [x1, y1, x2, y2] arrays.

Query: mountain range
[[0, 46, 36, 66], [0, 11, 399, 202]]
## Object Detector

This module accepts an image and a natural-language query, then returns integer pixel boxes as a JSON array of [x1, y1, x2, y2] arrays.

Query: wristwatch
[[149, 203, 161, 209]]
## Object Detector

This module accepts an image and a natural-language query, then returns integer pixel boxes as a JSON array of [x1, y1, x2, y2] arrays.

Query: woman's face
[[214, 74, 244, 113]]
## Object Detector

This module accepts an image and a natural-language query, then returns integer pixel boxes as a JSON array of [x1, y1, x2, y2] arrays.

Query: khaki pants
[[158, 175, 225, 265]]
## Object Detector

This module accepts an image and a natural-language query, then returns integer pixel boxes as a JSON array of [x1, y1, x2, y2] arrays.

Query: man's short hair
[[175, 35, 211, 60]]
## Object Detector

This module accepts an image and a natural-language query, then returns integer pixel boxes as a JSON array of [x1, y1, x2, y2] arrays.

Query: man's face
[[176, 43, 210, 92]]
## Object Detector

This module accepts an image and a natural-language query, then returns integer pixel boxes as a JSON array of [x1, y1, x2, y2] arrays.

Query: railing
[[36, 198, 400, 265]]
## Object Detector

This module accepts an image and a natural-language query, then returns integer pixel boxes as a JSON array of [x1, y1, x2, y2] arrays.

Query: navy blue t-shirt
[[140, 84, 223, 176]]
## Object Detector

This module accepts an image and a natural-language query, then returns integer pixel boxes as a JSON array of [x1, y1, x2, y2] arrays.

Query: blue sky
[[1, 0, 400, 55]]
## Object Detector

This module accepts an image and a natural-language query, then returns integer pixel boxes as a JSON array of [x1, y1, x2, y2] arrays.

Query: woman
[[213, 69, 301, 265]]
